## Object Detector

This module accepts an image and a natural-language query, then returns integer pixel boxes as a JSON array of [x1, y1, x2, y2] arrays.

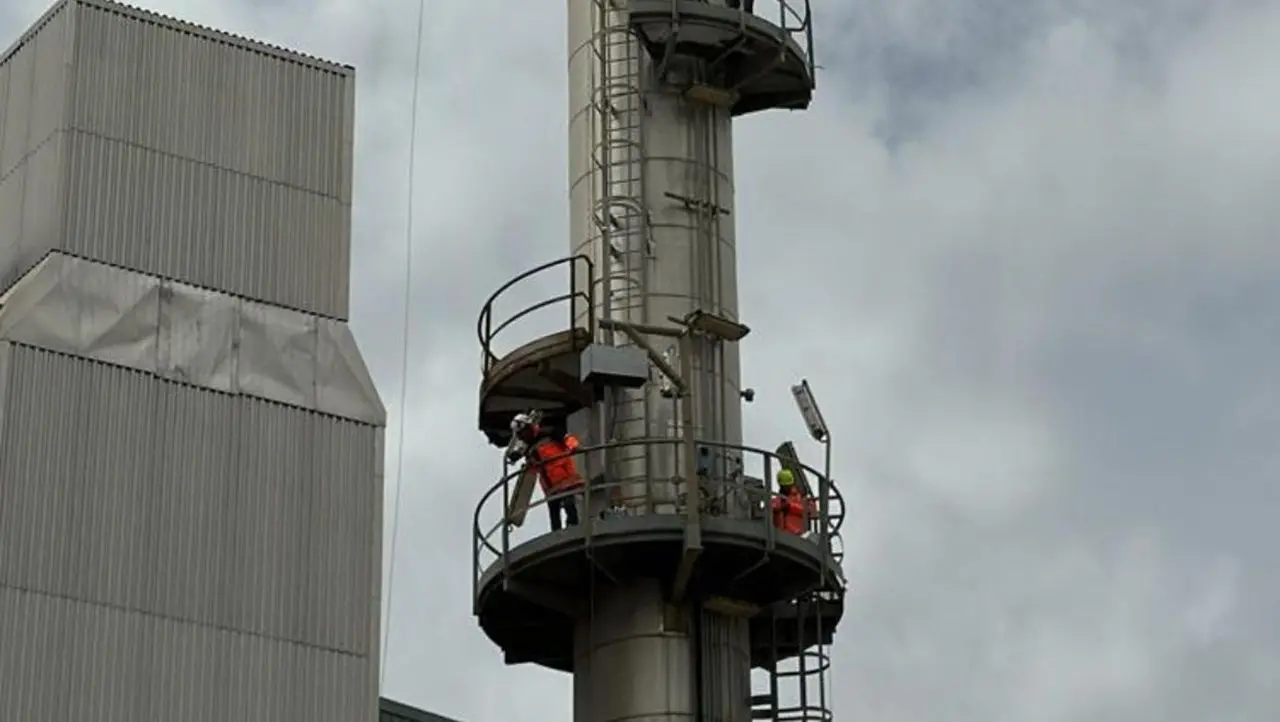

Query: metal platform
[[478, 327, 592, 446], [749, 592, 844, 669], [476, 256, 596, 446], [628, 0, 816, 115], [471, 438, 845, 672]]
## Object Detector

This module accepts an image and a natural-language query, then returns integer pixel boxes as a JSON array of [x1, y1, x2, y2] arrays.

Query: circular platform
[[476, 255, 596, 447], [476, 514, 840, 671], [752, 592, 845, 669], [471, 438, 846, 672], [478, 327, 592, 446], [628, 0, 816, 115]]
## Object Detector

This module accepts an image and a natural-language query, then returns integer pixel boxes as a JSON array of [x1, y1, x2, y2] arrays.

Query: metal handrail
[[471, 437, 846, 603], [771, 0, 816, 85], [773, 0, 810, 32], [475, 255, 596, 373]]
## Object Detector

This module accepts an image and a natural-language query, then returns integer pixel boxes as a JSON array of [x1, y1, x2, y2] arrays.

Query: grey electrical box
[[579, 344, 649, 389]]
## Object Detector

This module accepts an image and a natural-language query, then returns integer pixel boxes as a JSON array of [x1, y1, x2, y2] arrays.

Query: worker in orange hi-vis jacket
[[771, 468, 815, 535], [507, 412, 584, 532]]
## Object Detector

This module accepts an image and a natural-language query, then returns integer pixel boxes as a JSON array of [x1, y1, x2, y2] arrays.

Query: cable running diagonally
[[381, 0, 426, 688]]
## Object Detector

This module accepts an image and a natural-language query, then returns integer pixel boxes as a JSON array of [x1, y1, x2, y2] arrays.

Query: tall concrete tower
[[0, 2, 384, 719], [474, 2, 845, 720]]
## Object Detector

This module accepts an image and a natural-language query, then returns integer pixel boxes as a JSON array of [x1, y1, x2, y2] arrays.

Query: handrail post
[[764, 454, 775, 548], [588, 256, 596, 335], [501, 469, 511, 580], [583, 447, 594, 549], [472, 501, 481, 614], [819, 435, 831, 586]]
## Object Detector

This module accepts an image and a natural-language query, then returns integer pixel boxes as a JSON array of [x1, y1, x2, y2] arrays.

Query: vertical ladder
[[589, 0, 649, 328], [589, 0, 653, 500], [751, 593, 835, 722], [753, 482, 844, 721]]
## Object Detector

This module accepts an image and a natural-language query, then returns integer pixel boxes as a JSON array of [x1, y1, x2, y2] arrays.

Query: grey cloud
[[4, 0, 1278, 719]]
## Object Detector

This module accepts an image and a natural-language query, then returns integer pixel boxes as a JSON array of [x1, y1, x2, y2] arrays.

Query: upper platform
[[471, 438, 847, 671], [628, 0, 816, 116], [476, 256, 596, 446]]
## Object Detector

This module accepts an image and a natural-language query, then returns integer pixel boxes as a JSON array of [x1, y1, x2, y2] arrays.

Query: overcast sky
[[5, 0, 1279, 720]]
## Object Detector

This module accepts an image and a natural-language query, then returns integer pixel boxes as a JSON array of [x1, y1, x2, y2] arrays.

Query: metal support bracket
[[671, 528, 703, 602], [599, 318, 689, 394], [665, 190, 731, 216]]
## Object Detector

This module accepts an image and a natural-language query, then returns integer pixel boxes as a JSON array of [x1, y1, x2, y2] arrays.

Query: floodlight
[[683, 309, 750, 341], [791, 379, 828, 442]]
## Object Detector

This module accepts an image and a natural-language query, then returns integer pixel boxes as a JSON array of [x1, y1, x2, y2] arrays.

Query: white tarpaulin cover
[[0, 253, 384, 425]]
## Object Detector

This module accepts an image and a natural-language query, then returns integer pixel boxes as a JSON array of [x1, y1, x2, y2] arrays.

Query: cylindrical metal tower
[[569, 0, 743, 479], [473, 2, 844, 721]]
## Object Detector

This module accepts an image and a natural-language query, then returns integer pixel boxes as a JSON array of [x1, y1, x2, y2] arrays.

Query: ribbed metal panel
[[0, 130, 67, 293], [0, 2, 70, 180], [0, 4, 72, 293], [0, 586, 369, 721], [0, 0, 357, 318], [0, 343, 380, 719], [67, 2, 351, 200], [60, 132, 351, 317]]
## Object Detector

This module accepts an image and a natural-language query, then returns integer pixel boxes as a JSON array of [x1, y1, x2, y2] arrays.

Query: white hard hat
[[510, 412, 533, 431]]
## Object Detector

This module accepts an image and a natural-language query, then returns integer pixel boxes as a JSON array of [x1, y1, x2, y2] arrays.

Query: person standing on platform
[[771, 467, 815, 535], [508, 412, 584, 531]]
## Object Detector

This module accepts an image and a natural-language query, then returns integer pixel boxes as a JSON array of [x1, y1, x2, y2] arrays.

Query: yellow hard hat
[[776, 468, 795, 486]]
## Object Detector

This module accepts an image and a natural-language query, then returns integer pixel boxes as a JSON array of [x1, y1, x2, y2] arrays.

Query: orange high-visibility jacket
[[530, 434, 582, 493], [771, 488, 815, 535]]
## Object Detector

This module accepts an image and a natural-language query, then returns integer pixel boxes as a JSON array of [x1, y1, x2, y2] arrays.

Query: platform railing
[[476, 254, 596, 373], [471, 437, 846, 603], [771, 646, 833, 722], [761, 0, 812, 33], [742, 0, 816, 83]]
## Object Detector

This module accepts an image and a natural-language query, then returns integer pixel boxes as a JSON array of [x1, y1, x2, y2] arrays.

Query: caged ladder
[[752, 480, 847, 721], [589, 0, 655, 485]]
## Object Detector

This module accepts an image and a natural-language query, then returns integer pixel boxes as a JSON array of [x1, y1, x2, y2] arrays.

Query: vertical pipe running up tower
[[567, 1, 751, 720]]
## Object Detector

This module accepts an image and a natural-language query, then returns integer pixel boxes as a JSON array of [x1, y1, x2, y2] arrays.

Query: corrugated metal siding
[[0, 3, 70, 180], [0, 343, 381, 719], [60, 132, 351, 315], [0, 586, 370, 721], [0, 131, 67, 293], [0, 0, 356, 318], [68, 3, 350, 200], [0, 5, 71, 293]]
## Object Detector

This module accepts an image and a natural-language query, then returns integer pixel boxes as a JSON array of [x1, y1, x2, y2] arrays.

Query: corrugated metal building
[[0, 2, 385, 720]]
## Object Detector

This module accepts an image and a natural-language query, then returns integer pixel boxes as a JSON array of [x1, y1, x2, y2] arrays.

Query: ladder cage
[[751, 590, 835, 722], [588, 0, 656, 493]]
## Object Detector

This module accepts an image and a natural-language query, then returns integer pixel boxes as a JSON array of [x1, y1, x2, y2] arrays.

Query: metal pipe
[[819, 435, 831, 586], [597, 318, 685, 338], [672, 333, 702, 601], [611, 321, 687, 393]]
